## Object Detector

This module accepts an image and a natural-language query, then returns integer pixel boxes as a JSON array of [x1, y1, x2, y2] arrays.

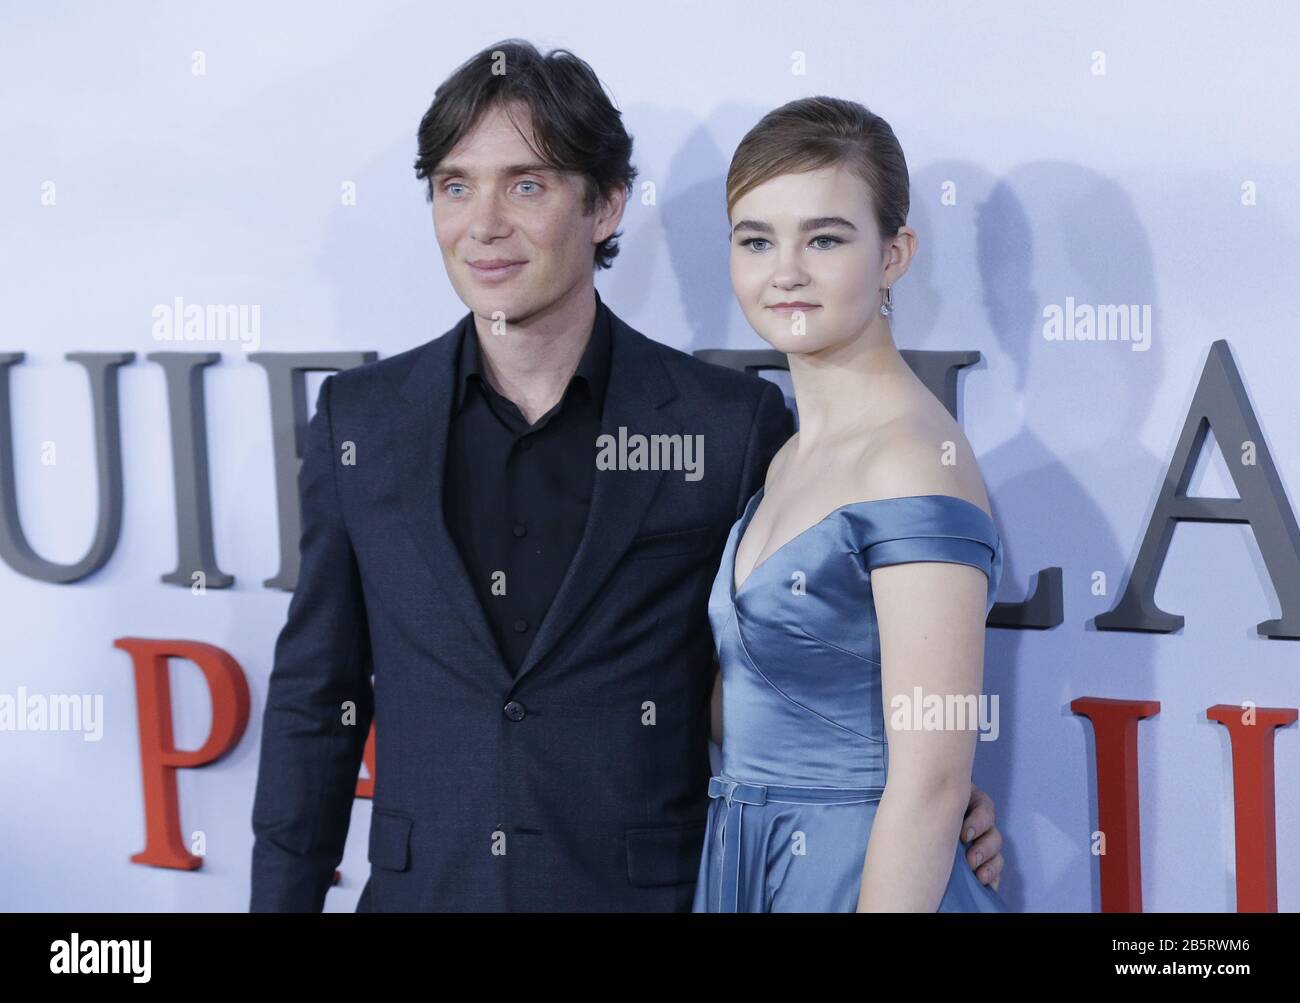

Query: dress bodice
[[708, 488, 1003, 790]]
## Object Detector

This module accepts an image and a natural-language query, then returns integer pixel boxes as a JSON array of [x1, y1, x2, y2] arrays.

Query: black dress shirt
[[443, 291, 613, 676]]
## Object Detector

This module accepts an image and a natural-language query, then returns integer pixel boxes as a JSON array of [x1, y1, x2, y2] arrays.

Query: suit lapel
[[511, 313, 679, 686], [392, 319, 508, 679], [389, 308, 680, 689]]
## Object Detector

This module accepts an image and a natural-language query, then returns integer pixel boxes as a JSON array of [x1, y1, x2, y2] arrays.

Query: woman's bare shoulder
[[858, 409, 991, 519]]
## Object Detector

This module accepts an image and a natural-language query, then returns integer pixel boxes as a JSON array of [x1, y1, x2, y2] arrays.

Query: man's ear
[[593, 184, 628, 245]]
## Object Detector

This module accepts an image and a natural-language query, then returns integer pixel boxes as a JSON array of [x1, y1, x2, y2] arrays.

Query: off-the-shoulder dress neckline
[[730, 485, 997, 598]]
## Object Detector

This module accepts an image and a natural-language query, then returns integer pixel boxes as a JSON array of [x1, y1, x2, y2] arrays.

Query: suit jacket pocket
[[369, 809, 413, 872], [624, 525, 712, 561], [625, 820, 707, 887]]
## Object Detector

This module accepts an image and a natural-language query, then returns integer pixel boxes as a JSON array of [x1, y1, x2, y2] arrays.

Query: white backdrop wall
[[2, 0, 1298, 911]]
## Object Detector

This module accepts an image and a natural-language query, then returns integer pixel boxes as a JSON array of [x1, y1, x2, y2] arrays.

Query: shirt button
[[513, 523, 527, 538], [503, 701, 526, 722], [512, 618, 528, 633]]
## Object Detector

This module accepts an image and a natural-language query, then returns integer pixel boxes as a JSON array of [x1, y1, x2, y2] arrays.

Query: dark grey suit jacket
[[250, 304, 793, 911]]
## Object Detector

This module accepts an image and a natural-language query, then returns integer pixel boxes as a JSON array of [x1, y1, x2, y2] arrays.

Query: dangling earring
[[879, 285, 893, 316]]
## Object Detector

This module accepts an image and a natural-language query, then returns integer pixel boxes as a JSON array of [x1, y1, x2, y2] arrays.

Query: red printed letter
[[114, 637, 250, 869], [1070, 696, 1160, 912], [1207, 703, 1298, 911]]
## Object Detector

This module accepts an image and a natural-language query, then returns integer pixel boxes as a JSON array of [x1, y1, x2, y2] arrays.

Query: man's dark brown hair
[[414, 39, 638, 270]]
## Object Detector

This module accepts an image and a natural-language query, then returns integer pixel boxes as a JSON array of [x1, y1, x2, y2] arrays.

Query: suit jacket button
[[503, 700, 526, 721]]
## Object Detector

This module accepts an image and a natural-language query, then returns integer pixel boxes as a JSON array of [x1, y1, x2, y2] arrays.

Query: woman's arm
[[856, 558, 991, 911]]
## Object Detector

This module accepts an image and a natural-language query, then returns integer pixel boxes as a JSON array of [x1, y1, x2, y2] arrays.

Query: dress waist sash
[[706, 774, 885, 912]]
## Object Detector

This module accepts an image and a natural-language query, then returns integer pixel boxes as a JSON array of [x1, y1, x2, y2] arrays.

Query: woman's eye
[[740, 236, 841, 252]]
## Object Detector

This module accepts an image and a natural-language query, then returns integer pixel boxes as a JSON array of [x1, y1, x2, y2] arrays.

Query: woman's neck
[[787, 320, 916, 452]]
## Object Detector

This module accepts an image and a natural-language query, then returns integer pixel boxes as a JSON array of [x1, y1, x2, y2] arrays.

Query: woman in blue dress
[[694, 97, 1009, 913]]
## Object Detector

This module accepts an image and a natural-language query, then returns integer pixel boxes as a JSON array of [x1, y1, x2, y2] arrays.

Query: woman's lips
[[767, 303, 820, 312]]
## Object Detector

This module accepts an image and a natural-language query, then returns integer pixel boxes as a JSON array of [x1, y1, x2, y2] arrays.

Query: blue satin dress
[[692, 488, 1009, 913]]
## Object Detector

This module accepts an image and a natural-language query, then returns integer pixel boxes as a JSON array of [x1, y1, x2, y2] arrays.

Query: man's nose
[[469, 191, 510, 242]]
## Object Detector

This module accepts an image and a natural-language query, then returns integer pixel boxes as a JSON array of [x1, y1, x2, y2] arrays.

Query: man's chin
[[453, 272, 588, 329], [456, 287, 529, 326]]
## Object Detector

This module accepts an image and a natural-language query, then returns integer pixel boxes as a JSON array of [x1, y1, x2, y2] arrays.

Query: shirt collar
[[453, 288, 612, 415]]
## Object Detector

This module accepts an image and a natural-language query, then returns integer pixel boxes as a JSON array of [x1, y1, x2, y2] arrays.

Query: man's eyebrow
[[431, 162, 559, 181], [730, 216, 859, 236], [504, 162, 559, 176]]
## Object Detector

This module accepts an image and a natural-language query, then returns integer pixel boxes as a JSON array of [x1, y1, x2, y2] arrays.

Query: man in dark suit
[[250, 39, 1005, 911]]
